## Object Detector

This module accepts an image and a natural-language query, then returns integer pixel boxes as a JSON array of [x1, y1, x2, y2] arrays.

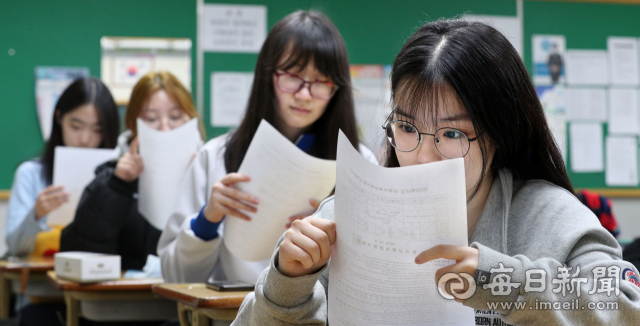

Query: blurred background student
[[6, 77, 119, 258], [5, 77, 119, 326], [60, 71, 204, 271]]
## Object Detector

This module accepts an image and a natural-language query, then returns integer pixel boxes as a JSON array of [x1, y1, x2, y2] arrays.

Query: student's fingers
[[414, 245, 473, 264], [220, 173, 251, 186], [215, 193, 257, 213], [307, 217, 337, 245], [288, 214, 309, 223], [44, 191, 69, 203], [129, 137, 139, 155], [214, 203, 252, 221], [132, 154, 144, 175], [42, 185, 65, 195], [309, 199, 321, 210], [218, 185, 259, 205], [295, 220, 332, 261], [280, 237, 315, 269]]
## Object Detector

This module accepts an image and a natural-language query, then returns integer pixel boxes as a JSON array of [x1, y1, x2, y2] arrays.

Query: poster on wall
[[101, 37, 192, 104], [35, 67, 90, 141], [532, 35, 566, 85], [202, 4, 267, 53], [210, 72, 254, 127], [351, 65, 391, 154]]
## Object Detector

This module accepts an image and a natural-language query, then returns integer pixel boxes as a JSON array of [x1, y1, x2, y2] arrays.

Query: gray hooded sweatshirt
[[232, 169, 640, 325]]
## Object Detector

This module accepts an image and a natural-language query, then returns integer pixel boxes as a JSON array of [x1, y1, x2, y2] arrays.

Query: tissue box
[[54, 252, 121, 283]]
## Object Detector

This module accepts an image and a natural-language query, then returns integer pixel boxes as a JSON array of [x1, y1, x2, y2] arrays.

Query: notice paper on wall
[[570, 122, 604, 173], [565, 50, 609, 86], [608, 88, 640, 134], [565, 88, 606, 121], [137, 118, 201, 230], [328, 131, 474, 326], [223, 120, 337, 261], [35, 67, 90, 141], [608, 37, 639, 86], [351, 65, 390, 152], [606, 136, 638, 187], [210, 72, 254, 127], [201, 4, 267, 53], [49, 147, 117, 226]]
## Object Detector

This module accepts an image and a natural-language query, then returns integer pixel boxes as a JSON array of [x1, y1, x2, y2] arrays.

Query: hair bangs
[[392, 75, 462, 131], [275, 15, 348, 87]]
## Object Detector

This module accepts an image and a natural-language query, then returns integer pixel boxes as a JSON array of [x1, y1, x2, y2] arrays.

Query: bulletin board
[[523, 1, 640, 196]]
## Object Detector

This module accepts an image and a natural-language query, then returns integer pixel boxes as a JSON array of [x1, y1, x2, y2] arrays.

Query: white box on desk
[[54, 252, 121, 283]]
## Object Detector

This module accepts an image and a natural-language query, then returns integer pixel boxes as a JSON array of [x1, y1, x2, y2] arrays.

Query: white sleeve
[[157, 146, 222, 283]]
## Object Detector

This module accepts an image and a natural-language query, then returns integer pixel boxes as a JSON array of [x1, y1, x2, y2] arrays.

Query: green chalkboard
[[523, 1, 640, 192], [0, 0, 516, 190], [0, 0, 197, 189]]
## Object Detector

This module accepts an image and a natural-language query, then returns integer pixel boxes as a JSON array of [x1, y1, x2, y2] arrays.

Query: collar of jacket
[[469, 169, 519, 254]]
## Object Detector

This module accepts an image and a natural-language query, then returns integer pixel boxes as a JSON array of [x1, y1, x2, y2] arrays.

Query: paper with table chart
[[137, 118, 200, 230], [49, 147, 117, 226], [223, 120, 337, 261], [328, 131, 474, 326]]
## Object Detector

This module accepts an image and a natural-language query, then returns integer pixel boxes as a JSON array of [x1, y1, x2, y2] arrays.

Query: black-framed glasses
[[382, 110, 478, 159], [274, 71, 338, 100]]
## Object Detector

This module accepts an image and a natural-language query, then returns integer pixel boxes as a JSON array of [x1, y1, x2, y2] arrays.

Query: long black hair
[[224, 10, 360, 173], [40, 77, 119, 183], [385, 19, 573, 197]]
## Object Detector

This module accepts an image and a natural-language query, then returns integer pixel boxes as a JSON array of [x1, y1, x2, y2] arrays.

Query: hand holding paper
[[203, 173, 259, 223], [114, 137, 143, 182], [223, 120, 336, 261]]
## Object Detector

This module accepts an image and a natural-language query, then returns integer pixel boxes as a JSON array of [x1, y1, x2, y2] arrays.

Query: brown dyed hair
[[125, 71, 204, 140]]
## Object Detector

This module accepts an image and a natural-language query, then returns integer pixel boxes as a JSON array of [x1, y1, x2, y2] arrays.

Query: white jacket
[[158, 133, 379, 284]]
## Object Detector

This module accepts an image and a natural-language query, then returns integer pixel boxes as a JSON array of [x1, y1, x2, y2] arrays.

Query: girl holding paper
[[60, 71, 204, 271], [231, 20, 640, 325], [6, 77, 119, 258], [158, 10, 378, 286]]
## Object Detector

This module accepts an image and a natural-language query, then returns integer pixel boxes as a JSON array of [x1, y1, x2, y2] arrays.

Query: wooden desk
[[47, 270, 173, 326], [152, 283, 250, 326], [0, 257, 56, 318]]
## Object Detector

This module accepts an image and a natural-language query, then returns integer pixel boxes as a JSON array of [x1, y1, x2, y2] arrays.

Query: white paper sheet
[[328, 131, 474, 326], [565, 88, 607, 121], [546, 113, 567, 161], [202, 4, 267, 53], [565, 50, 609, 86], [570, 123, 604, 173], [223, 120, 337, 261], [608, 37, 639, 86], [351, 65, 389, 152], [210, 72, 254, 127], [608, 88, 640, 134], [466, 14, 522, 57], [137, 118, 200, 230], [49, 147, 117, 226], [606, 136, 638, 186]]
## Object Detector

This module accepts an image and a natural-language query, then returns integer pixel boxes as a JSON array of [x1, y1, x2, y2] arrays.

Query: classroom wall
[[2, 0, 640, 246]]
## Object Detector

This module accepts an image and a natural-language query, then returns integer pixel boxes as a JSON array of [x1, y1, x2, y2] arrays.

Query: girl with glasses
[[158, 10, 378, 290], [232, 19, 640, 325]]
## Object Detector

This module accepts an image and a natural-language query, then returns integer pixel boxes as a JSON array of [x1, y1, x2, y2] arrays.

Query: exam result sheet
[[328, 131, 474, 326], [224, 120, 337, 261]]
